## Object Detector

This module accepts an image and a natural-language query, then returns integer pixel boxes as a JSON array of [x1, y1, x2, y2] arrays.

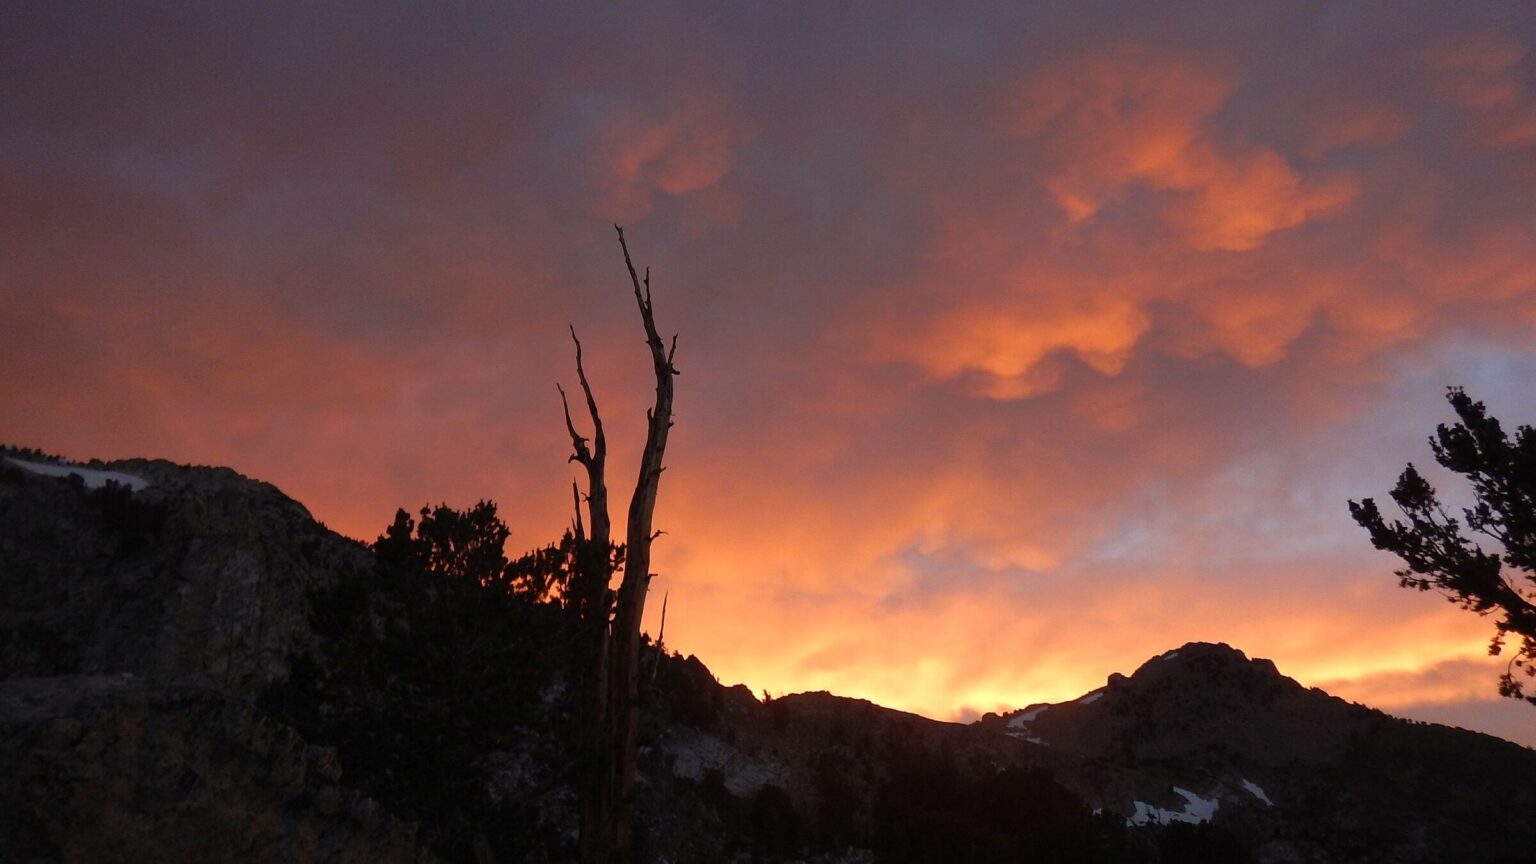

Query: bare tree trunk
[[558, 328, 615, 863], [561, 226, 678, 863], [610, 224, 678, 854]]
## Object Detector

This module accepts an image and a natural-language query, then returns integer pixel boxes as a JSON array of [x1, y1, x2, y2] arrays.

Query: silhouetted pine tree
[[1350, 387, 1536, 704]]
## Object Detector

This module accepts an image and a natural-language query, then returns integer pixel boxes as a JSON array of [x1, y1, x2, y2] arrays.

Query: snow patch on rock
[[1127, 787, 1219, 827], [1004, 729, 1049, 745], [1242, 779, 1273, 806], [5, 456, 149, 491], [663, 730, 789, 797], [1008, 704, 1049, 727]]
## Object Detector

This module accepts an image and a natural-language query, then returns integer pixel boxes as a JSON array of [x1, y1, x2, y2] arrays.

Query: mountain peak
[[1167, 640, 1249, 659], [1121, 641, 1285, 690], [992, 641, 1327, 772], [1136, 641, 1252, 667]]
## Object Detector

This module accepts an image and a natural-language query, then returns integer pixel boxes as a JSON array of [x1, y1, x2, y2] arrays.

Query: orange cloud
[[1317, 657, 1508, 711], [897, 283, 1150, 400], [1431, 34, 1536, 151], [1013, 44, 1357, 251], [592, 93, 749, 220]]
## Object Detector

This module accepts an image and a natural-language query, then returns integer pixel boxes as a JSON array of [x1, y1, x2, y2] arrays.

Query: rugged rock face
[[638, 640, 1536, 863], [637, 659, 1105, 863], [0, 450, 371, 694], [989, 642, 1536, 864], [0, 449, 426, 864]]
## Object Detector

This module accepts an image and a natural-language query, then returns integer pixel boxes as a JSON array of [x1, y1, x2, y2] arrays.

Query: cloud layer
[[4, 2, 1535, 743]]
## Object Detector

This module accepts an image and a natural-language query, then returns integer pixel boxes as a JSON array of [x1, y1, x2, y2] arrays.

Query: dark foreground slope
[[3, 448, 1534, 864]]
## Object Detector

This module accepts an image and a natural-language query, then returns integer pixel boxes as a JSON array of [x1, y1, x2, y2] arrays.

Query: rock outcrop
[[990, 642, 1536, 863], [0, 451, 371, 693], [0, 450, 427, 863]]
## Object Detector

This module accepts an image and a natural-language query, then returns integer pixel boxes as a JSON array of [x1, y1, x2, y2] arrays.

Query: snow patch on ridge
[[1078, 690, 1104, 705], [1126, 787, 1219, 827], [1008, 704, 1049, 727], [4, 457, 149, 491], [1242, 779, 1273, 806], [1004, 730, 1049, 745]]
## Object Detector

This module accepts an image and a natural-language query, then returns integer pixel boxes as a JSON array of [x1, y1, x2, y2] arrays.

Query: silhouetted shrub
[[264, 501, 583, 862]]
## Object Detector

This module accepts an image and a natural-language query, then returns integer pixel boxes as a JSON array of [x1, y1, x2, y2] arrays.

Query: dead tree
[[559, 225, 678, 862]]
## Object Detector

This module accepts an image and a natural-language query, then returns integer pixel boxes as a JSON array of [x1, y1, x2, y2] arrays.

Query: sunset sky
[[5, 3, 1536, 745]]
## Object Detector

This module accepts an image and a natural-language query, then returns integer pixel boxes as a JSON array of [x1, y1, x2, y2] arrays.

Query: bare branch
[[657, 591, 668, 638], [570, 326, 607, 464], [649, 590, 669, 685], [615, 225, 666, 358], [557, 382, 591, 466], [616, 225, 643, 307]]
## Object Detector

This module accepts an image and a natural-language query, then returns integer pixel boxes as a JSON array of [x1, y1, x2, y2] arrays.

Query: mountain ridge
[[4, 448, 1535, 863]]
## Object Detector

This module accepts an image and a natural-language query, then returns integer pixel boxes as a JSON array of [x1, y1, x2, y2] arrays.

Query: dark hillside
[[3, 449, 1534, 863]]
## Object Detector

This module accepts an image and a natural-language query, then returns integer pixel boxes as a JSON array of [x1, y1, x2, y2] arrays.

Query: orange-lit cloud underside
[[3, 5, 1535, 743]]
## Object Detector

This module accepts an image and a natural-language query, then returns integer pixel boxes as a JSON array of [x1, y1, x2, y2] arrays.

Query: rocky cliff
[[0, 449, 428, 863], [0, 450, 369, 692]]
